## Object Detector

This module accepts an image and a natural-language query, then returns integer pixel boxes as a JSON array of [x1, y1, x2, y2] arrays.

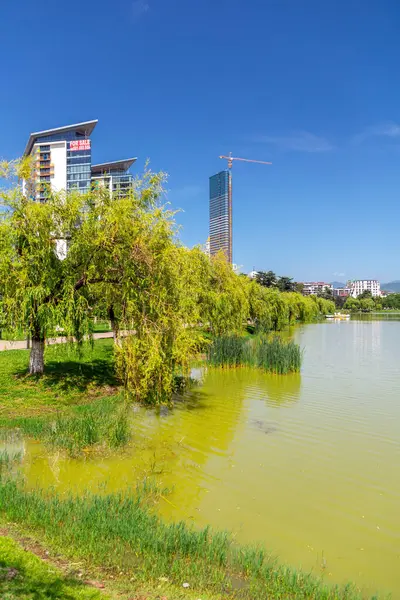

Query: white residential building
[[302, 282, 332, 296], [23, 120, 136, 202], [22, 120, 137, 259], [347, 280, 381, 298], [248, 271, 259, 279]]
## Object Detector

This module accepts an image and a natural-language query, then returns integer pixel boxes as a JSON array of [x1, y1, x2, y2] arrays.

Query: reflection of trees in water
[[238, 369, 301, 406], [19, 367, 300, 518], [262, 372, 301, 405]]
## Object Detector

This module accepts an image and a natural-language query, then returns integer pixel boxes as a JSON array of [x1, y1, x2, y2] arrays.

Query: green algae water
[[6, 319, 400, 597]]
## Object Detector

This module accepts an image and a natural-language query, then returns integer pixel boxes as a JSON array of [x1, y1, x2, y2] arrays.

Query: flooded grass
[[0, 477, 374, 600], [1, 398, 130, 457], [0, 450, 22, 475], [208, 335, 302, 374]]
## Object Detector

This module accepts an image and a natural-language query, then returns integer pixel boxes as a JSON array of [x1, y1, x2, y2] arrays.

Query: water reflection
[[263, 372, 301, 405]]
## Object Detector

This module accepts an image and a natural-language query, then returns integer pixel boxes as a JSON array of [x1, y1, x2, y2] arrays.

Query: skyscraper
[[209, 170, 232, 263]]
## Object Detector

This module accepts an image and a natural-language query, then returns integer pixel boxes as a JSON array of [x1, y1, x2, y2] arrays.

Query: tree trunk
[[29, 336, 45, 375], [108, 306, 121, 347]]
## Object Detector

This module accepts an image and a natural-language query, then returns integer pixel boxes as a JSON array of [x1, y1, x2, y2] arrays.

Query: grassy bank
[[0, 340, 130, 456], [208, 334, 302, 373], [0, 476, 372, 600], [0, 339, 118, 418], [0, 535, 105, 599]]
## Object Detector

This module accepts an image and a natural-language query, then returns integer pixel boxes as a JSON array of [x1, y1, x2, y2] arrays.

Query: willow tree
[[62, 169, 208, 404], [202, 253, 250, 336], [0, 160, 174, 382], [0, 160, 94, 374]]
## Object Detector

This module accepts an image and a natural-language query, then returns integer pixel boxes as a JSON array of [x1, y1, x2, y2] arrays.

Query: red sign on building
[[69, 139, 91, 152]]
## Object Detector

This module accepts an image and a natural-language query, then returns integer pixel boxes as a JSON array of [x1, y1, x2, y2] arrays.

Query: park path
[[0, 332, 115, 352]]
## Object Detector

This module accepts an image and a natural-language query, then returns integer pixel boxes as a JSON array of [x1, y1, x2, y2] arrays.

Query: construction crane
[[219, 152, 272, 170]]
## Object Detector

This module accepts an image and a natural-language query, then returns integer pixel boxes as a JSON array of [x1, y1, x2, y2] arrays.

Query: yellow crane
[[219, 152, 272, 170]]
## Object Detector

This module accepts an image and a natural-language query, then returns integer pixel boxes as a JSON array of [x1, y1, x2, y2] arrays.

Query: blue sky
[[1, 0, 400, 282]]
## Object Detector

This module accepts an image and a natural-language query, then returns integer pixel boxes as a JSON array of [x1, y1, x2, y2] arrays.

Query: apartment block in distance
[[347, 280, 381, 298], [302, 282, 333, 296], [209, 170, 232, 263], [23, 120, 136, 202]]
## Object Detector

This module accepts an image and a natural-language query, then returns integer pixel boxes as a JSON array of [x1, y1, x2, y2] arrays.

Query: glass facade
[[67, 143, 91, 193], [91, 169, 133, 197], [209, 170, 232, 263]]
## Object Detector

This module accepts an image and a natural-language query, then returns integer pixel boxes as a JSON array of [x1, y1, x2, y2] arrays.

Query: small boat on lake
[[326, 313, 350, 320]]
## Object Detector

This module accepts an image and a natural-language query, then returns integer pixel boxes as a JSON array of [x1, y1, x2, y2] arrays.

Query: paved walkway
[[0, 332, 115, 352]]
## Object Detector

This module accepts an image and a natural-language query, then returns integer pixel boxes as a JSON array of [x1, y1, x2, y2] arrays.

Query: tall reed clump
[[0, 478, 368, 600], [207, 335, 302, 374], [256, 336, 302, 374], [207, 335, 247, 367], [208, 335, 302, 374]]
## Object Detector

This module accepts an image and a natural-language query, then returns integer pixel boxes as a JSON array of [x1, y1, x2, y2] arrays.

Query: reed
[[1, 397, 130, 457], [256, 336, 302, 374], [207, 335, 247, 367], [208, 335, 302, 374]]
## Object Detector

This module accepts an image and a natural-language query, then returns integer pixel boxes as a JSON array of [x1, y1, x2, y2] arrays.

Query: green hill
[[381, 281, 400, 293]]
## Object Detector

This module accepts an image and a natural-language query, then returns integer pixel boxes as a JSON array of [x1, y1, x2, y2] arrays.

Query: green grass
[[0, 340, 129, 456], [0, 339, 118, 418], [0, 536, 105, 600], [0, 476, 376, 600], [208, 335, 302, 374], [0, 397, 130, 457]]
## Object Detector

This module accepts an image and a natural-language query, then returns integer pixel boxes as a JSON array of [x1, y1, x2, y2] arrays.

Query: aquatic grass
[[0, 478, 375, 600], [208, 334, 302, 374], [207, 335, 247, 367], [0, 397, 131, 457], [0, 450, 22, 474], [256, 335, 302, 374]]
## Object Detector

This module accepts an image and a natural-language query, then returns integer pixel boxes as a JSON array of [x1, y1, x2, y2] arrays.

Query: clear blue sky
[[1, 0, 400, 282]]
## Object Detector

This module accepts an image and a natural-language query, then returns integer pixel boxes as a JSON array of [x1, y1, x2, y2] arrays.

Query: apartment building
[[347, 280, 381, 298], [302, 282, 333, 296], [23, 120, 136, 202]]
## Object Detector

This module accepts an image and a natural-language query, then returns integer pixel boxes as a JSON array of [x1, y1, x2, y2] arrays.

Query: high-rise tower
[[209, 170, 232, 263]]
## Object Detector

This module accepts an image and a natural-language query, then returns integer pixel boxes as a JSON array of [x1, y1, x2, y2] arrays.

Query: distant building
[[209, 170, 232, 263], [347, 280, 381, 298], [302, 282, 332, 296], [23, 120, 136, 202], [332, 287, 350, 298], [248, 271, 259, 279]]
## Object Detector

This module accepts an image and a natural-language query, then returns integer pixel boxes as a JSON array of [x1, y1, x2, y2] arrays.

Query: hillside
[[381, 281, 400, 292]]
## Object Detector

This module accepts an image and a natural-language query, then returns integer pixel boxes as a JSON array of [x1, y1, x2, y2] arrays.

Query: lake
[[9, 319, 400, 597]]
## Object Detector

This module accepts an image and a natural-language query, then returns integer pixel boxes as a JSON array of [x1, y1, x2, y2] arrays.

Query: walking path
[[0, 332, 115, 352]]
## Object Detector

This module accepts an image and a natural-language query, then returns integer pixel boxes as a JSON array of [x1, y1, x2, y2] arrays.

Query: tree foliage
[[1, 159, 337, 403]]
